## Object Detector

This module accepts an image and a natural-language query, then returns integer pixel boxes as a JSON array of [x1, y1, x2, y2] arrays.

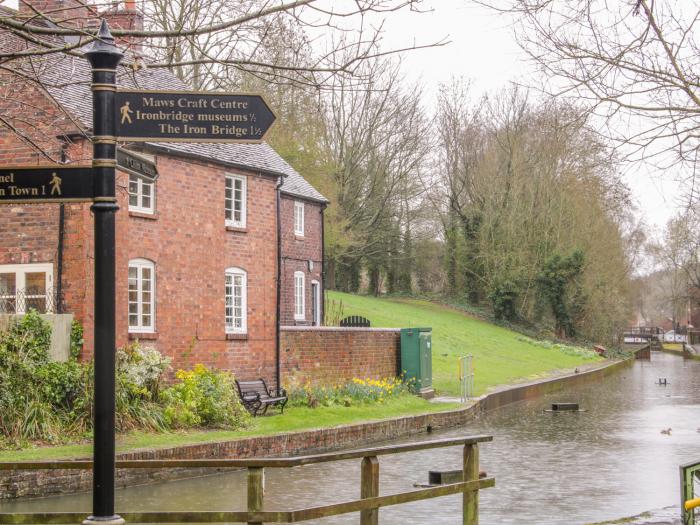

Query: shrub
[[36, 361, 85, 411], [288, 376, 412, 408], [69, 320, 84, 360], [0, 316, 250, 446], [161, 364, 249, 429], [488, 279, 520, 321], [0, 310, 51, 365], [115, 343, 171, 432], [117, 343, 171, 400], [0, 312, 64, 443]]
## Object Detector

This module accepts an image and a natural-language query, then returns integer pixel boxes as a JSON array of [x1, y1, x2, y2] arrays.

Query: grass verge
[[328, 291, 603, 397], [0, 395, 460, 461]]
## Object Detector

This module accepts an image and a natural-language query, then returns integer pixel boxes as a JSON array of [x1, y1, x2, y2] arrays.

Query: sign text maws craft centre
[[0, 167, 93, 203], [115, 91, 276, 143]]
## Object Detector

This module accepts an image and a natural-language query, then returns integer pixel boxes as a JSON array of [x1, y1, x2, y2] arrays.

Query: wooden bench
[[235, 378, 288, 416]]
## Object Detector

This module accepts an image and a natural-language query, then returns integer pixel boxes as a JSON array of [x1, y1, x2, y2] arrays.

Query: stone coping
[[280, 326, 401, 332]]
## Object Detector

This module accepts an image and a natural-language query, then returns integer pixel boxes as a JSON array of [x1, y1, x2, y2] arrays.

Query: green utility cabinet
[[400, 327, 435, 398]]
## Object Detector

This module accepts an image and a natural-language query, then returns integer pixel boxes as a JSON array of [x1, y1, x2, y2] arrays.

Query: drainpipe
[[321, 203, 326, 325], [275, 177, 283, 393], [56, 205, 65, 314]]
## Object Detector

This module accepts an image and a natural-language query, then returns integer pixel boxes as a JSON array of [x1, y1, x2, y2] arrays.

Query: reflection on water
[[2, 352, 699, 524]]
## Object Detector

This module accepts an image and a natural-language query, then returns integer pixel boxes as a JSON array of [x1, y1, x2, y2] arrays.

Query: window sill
[[294, 234, 305, 240], [129, 210, 158, 220], [226, 225, 248, 233], [226, 333, 248, 340], [129, 331, 158, 340]]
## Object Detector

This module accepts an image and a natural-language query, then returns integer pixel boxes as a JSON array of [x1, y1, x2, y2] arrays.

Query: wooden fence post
[[463, 443, 479, 525], [360, 456, 380, 525], [248, 467, 264, 525]]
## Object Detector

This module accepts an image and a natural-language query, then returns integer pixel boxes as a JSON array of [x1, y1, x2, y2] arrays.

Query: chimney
[[18, 1, 92, 26], [102, 1, 144, 54]]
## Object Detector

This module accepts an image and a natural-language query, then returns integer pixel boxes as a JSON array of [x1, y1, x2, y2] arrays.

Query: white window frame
[[0, 263, 53, 314], [294, 271, 305, 321], [128, 174, 155, 214], [128, 258, 156, 333], [225, 267, 247, 334], [225, 174, 247, 228], [311, 280, 321, 326], [294, 201, 305, 236]]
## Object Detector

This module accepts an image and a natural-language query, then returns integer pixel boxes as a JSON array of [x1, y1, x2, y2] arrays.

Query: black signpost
[[116, 90, 276, 142], [0, 167, 93, 203], [84, 20, 123, 525]]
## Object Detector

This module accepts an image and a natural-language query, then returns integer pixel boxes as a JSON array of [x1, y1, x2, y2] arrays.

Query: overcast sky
[[1, 0, 684, 234]]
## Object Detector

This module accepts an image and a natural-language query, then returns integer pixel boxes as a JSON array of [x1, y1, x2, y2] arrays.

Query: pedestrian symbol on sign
[[50, 172, 62, 195], [120, 101, 133, 124]]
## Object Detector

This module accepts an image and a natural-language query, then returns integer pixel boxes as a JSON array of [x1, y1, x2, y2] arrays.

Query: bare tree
[[1, 0, 445, 89], [0, 0, 448, 162], [323, 57, 431, 291], [480, 0, 700, 173]]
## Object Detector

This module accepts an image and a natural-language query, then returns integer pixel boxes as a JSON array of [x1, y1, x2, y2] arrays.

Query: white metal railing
[[459, 355, 475, 402], [0, 287, 57, 314]]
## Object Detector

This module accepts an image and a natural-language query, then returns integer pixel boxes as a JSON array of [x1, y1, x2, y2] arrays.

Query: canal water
[[2, 351, 700, 524]]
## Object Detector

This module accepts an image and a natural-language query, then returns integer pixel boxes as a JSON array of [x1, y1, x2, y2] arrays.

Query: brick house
[[0, 1, 327, 383]]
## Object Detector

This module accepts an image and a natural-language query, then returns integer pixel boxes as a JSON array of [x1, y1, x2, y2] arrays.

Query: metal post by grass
[[83, 19, 123, 525]]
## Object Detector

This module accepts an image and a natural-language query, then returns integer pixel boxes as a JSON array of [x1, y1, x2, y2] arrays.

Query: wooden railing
[[0, 435, 494, 524]]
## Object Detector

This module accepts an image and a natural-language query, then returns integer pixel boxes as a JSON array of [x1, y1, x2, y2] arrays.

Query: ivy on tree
[[537, 250, 585, 338]]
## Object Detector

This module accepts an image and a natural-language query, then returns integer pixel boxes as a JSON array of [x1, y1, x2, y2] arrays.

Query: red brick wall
[[0, 32, 322, 384], [108, 154, 280, 380], [0, 73, 91, 318], [280, 327, 400, 386], [0, 205, 59, 266], [1, 134, 281, 382], [279, 196, 323, 325]]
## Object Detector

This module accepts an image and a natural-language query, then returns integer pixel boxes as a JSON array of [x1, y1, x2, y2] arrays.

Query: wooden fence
[[0, 435, 494, 524]]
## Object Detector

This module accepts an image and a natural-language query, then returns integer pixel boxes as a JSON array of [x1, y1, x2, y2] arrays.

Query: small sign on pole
[[117, 148, 158, 180], [0, 167, 93, 204], [115, 90, 276, 143]]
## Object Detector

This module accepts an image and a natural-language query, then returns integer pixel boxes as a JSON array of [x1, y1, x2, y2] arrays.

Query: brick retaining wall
[[0, 404, 475, 500], [280, 327, 401, 386]]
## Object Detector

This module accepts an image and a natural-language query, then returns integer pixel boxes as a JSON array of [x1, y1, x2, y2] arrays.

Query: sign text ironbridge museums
[[116, 90, 275, 142]]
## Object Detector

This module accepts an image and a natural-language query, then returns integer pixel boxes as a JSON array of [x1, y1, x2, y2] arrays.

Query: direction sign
[[117, 148, 158, 181], [0, 167, 93, 204], [115, 89, 276, 143]]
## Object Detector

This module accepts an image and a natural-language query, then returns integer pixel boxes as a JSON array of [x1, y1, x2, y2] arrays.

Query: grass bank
[[0, 395, 459, 462], [329, 291, 603, 397]]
